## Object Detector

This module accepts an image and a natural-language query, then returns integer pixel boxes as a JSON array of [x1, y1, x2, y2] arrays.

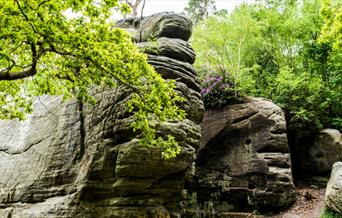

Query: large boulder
[[325, 162, 342, 214], [290, 128, 342, 178], [137, 12, 193, 42], [137, 37, 196, 64], [304, 129, 342, 176], [193, 98, 296, 214], [117, 12, 193, 42], [0, 12, 203, 218]]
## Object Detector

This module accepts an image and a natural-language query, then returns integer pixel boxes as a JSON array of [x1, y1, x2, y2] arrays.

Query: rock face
[[290, 128, 342, 178], [0, 12, 203, 218], [0, 12, 299, 218], [303, 129, 342, 176], [117, 12, 193, 43], [325, 162, 342, 214], [138, 37, 196, 64], [193, 98, 296, 215]]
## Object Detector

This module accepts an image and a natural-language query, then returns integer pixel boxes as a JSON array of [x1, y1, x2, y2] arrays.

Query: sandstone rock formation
[[290, 128, 342, 178], [193, 98, 296, 215], [0, 12, 301, 218], [117, 12, 193, 43], [302, 129, 342, 176], [0, 12, 204, 218], [325, 162, 342, 214]]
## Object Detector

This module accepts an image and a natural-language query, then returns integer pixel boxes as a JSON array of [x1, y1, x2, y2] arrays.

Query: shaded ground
[[216, 186, 327, 218], [273, 187, 326, 218]]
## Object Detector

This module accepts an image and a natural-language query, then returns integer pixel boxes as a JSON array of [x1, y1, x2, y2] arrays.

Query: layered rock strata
[[193, 98, 296, 215], [0, 12, 203, 218]]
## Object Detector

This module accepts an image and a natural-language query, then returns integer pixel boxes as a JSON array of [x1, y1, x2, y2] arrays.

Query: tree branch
[[15, 0, 37, 34], [0, 43, 47, 81], [46, 45, 144, 100]]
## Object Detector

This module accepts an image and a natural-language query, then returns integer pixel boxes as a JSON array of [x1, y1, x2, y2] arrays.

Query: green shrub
[[201, 76, 243, 109], [321, 208, 342, 218]]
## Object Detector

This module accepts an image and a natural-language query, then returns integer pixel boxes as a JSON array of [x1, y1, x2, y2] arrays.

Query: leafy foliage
[[272, 68, 330, 129], [119, 0, 146, 17], [319, 0, 342, 49], [192, 5, 260, 96], [0, 0, 185, 159], [192, 0, 342, 131]]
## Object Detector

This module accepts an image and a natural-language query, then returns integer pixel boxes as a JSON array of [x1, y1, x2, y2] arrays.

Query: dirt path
[[273, 187, 326, 218]]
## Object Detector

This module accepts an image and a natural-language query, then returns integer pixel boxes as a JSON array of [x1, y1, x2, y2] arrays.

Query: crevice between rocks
[[78, 101, 85, 160]]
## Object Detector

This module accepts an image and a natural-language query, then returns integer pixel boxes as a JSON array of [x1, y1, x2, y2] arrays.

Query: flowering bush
[[201, 76, 243, 109]]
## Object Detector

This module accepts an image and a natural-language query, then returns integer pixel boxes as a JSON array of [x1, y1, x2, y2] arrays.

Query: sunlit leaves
[[0, 0, 185, 159], [192, 0, 341, 131], [319, 0, 342, 49]]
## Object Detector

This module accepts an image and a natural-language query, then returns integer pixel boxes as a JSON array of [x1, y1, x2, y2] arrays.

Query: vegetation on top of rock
[[0, 0, 185, 159], [191, 0, 342, 131], [201, 76, 243, 109]]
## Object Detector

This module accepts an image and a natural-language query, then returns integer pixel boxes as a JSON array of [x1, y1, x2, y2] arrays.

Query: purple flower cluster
[[201, 75, 240, 109], [201, 76, 231, 96]]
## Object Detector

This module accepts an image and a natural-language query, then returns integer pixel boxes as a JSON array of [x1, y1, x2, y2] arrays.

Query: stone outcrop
[[325, 162, 342, 214], [117, 12, 193, 43], [290, 128, 342, 178], [302, 129, 342, 176], [0, 12, 301, 218], [192, 98, 296, 215], [137, 37, 196, 64], [0, 12, 203, 218]]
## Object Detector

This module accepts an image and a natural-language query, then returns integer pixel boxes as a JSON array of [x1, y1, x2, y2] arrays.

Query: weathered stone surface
[[0, 12, 203, 218], [193, 98, 296, 214], [302, 129, 342, 176], [147, 55, 203, 124], [0, 96, 83, 217], [117, 12, 192, 42], [148, 55, 201, 92], [325, 162, 342, 214], [0, 96, 81, 204], [137, 12, 192, 42], [137, 37, 196, 64]]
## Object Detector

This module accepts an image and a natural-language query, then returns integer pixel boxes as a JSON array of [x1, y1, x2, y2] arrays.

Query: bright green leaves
[[192, 5, 261, 95], [127, 65, 186, 159], [119, 3, 132, 15], [0, 0, 185, 159], [0, 79, 33, 120], [319, 0, 342, 49], [192, 0, 341, 131], [272, 68, 330, 129]]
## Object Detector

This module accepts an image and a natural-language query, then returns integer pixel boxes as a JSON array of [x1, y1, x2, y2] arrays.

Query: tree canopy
[[0, 0, 185, 158], [184, 0, 216, 23], [119, 0, 146, 17], [319, 0, 342, 49], [191, 0, 342, 131]]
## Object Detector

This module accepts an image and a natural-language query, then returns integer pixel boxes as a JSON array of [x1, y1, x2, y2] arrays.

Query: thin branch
[[0, 58, 16, 74], [0, 81, 16, 92], [0, 43, 44, 81], [15, 0, 37, 34], [140, 0, 146, 18], [47, 45, 142, 95], [38, 0, 51, 8]]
